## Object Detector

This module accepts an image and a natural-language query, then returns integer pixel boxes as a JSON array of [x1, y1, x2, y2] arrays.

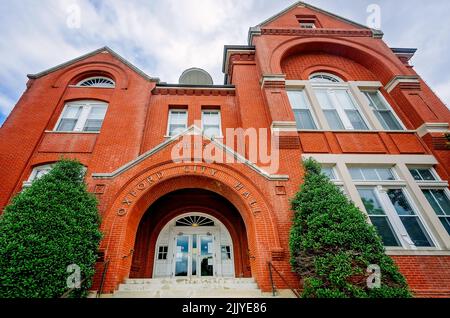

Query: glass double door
[[174, 234, 214, 277]]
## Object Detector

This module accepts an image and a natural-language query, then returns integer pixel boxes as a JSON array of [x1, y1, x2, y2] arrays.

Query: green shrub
[[289, 158, 412, 298], [0, 159, 102, 298]]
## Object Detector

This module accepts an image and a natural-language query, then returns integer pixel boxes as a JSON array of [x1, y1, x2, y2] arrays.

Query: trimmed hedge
[[0, 160, 102, 298], [289, 158, 412, 298]]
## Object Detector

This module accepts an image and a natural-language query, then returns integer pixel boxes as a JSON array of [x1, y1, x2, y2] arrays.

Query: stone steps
[[112, 277, 293, 298]]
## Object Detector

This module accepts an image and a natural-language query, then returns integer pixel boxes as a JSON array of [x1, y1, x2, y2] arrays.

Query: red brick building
[[1, 2, 449, 297]]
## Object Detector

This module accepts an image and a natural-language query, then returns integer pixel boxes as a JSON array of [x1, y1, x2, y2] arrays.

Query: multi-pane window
[[349, 167, 395, 181], [55, 101, 107, 132], [167, 110, 188, 136], [321, 167, 337, 180], [422, 190, 450, 235], [309, 73, 341, 83], [221, 246, 232, 260], [202, 110, 222, 138], [386, 189, 433, 247], [76, 77, 115, 88], [408, 168, 450, 236], [409, 168, 437, 181], [357, 187, 434, 247], [362, 91, 403, 130], [358, 188, 401, 247], [287, 90, 317, 130], [314, 88, 368, 130], [300, 22, 316, 29], [157, 246, 168, 260]]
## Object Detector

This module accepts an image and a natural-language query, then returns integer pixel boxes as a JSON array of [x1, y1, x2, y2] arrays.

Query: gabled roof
[[248, 1, 383, 44], [27, 46, 159, 82], [92, 125, 289, 181]]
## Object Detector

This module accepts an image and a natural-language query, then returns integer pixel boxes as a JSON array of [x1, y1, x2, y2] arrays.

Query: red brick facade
[[0, 2, 449, 297]]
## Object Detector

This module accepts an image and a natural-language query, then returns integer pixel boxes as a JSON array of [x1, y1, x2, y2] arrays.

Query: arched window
[[76, 76, 115, 88], [309, 72, 342, 83], [175, 215, 215, 227]]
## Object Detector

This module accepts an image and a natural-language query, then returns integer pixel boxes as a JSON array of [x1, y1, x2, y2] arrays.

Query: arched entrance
[[129, 188, 251, 280], [154, 213, 234, 278]]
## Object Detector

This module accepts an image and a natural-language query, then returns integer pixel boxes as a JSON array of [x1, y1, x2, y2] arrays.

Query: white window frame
[[166, 109, 188, 137], [23, 164, 55, 188], [201, 110, 223, 138], [309, 72, 342, 83], [349, 166, 398, 182], [408, 166, 450, 237], [312, 84, 371, 130], [287, 89, 319, 130], [300, 22, 316, 29], [357, 185, 436, 249], [54, 100, 108, 133], [76, 76, 115, 88], [362, 89, 405, 131]]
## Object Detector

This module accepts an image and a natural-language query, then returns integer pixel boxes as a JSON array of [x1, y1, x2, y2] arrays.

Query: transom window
[[167, 109, 188, 137], [349, 167, 396, 181], [202, 110, 222, 138], [409, 168, 437, 181], [76, 77, 115, 88], [358, 187, 434, 248], [362, 91, 404, 130], [175, 216, 215, 227], [314, 88, 368, 130], [55, 101, 108, 132], [309, 73, 342, 83], [321, 166, 337, 180], [287, 90, 317, 130]]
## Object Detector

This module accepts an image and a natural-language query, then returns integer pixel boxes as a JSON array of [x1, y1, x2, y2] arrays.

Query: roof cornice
[[247, 1, 383, 45], [27, 46, 160, 82]]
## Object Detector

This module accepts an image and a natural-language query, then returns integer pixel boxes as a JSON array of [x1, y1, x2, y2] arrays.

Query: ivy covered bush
[[289, 158, 412, 298], [0, 159, 102, 298]]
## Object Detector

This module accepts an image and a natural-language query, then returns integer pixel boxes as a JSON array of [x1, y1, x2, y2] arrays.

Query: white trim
[[416, 122, 449, 137], [201, 109, 223, 139], [92, 125, 289, 181], [260, 74, 286, 88], [76, 76, 115, 88], [384, 75, 420, 93], [54, 100, 108, 133], [153, 212, 234, 278], [309, 72, 343, 83], [271, 121, 298, 133], [167, 109, 188, 137]]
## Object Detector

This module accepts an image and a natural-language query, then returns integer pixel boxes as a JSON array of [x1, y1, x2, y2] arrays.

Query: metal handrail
[[267, 262, 301, 298], [97, 259, 110, 298], [61, 278, 87, 298]]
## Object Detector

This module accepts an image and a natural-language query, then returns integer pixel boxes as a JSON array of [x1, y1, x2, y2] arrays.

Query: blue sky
[[0, 0, 449, 126]]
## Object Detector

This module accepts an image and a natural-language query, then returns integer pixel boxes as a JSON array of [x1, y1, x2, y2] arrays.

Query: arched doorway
[[153, 213, 234, 278], [129, 189, 251, 279]]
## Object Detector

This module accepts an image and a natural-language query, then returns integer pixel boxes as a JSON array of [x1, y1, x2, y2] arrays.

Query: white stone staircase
[[112, 277, 294, 298]]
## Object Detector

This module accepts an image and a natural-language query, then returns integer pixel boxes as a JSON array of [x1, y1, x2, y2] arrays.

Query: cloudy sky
[[0, 0, 449, 126]]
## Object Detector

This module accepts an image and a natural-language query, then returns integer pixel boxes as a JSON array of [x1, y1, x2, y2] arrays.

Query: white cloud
[[0, 0, 449, 122]]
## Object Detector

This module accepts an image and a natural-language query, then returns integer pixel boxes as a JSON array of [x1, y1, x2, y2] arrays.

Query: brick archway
[[97, 162, 284, 292], [129, 189, 251, 279]]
